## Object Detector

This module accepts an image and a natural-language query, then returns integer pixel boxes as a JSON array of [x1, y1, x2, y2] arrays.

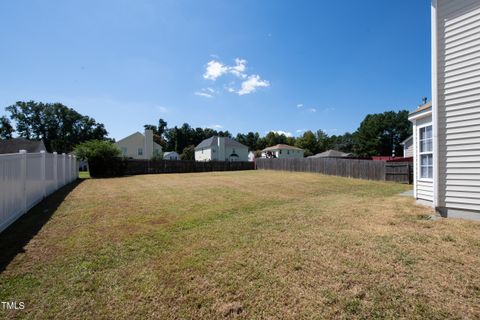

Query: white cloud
[[297, 103, 303, 108], [202, 57, 269, 96], [156, 106, 168, 113], [308, 108, 317, 113], [194, 91, 213, 98], [269, 130, 292, 137], [238, 75, 270, 95], [230, 58, 247, 78], [207, 124, 223, 129], [203, 60, 228, 80], [296, 129, 306, 133]]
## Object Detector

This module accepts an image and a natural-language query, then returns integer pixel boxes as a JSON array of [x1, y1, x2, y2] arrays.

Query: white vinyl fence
[[0, 150, 78, 233]]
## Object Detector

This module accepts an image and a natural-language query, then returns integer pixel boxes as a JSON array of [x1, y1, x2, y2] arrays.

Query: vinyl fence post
[[73, 156, 77, 180], [68, 155, 72, 182], [53, 152, 58, 189], [19, 150, 27, 214], [62, 153, 66, 186], [40, 150, 46, 198]]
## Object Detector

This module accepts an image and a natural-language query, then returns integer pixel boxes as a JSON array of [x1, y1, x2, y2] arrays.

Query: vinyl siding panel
[[436, 0, 480, 211], [417, 180, 434, 202]]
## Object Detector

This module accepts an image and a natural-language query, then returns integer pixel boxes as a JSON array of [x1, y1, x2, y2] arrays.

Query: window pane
[[421, 155, 428, 166], [427, 154, 433, 166], [428, 167, 433, 179], [426, 139, 432, 152], [426, 126, 432, 139]]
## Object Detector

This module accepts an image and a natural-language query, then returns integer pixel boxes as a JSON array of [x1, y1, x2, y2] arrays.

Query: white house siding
[[435, 0, 480, 212], [195, 146, 248, 162], [413, 115, 434, 204], [403, 139, 414, 157], [261, 149, 304, 159], [195, 148, 212, 161]]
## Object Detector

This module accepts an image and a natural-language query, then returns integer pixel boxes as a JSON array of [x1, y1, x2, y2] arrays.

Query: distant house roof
[[0, 138, 46, 154], [164, 151, 179, 156], [400, 135, 413, 145], [262, 144, 303, 152], [309, 150, 352, 158], [409, 101, 432, 116], [195, 136, 247, 150]]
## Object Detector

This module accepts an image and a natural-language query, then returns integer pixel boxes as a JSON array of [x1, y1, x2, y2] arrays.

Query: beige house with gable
[[116, 129, 162, 160]]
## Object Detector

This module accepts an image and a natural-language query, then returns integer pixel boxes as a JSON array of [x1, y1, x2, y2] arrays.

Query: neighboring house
[[163, 151, 180, 160], [0, 138, 46, 154], [409, 102, 433, 205], [410, 0, 480, 219], [195, 136, 248, 162], [400, 136, 414, 157], [248, 151, 256, 162], [308, 150, 352, 158], [116, 129, 162, 160], [261, 144, 304, 159]]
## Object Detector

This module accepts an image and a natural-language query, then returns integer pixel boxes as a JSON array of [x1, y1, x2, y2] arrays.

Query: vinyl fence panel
[[0, 150, 79, 233]]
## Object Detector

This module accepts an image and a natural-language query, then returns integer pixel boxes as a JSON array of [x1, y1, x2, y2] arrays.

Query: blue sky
[[0, 0, 431, 140]]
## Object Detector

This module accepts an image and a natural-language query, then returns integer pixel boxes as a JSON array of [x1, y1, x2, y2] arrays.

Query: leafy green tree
[[5, 101, 108, 153], [295, 131, 318, 156], [353, 110, 411, 157], [180, 145, 195, 160], [74, 140, 123, 177], [0, 116, 14, 139], [316, 129, 330, 153], [328, 133, 355, 153], [264, 131, 288, 147]]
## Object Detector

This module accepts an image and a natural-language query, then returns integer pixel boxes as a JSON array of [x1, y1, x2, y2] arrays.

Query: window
[[287, 150, 290, 155], [138, 148, 143, 156], [419, 125, 433, 179], [121, 147, 127, 156]]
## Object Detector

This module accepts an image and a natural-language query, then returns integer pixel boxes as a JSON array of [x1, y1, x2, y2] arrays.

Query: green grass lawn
[[1, 171, 479, 319]]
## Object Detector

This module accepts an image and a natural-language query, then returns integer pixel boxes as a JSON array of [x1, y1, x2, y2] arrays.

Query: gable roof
[[0, 138, 46, 154], [164, 151, 179, 156], [309, 150, 352, 158], [116, 131, 143, 144], [400, 135, 413, 145], [262, 144, 303, 152], [409, 101, 432, 116], [195, 136, 248, 150]]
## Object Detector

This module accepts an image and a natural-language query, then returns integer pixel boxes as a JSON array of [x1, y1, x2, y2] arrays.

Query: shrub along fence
[[124, 159, 255, 175], [256, 158, 390, 182], [0, 150, 78, 233]]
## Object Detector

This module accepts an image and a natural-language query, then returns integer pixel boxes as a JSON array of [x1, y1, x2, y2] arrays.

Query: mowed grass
[[1, 171, 480, 319]]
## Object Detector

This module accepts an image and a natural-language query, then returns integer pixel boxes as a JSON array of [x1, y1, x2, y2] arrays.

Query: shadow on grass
[[0, 179, 84, 273]]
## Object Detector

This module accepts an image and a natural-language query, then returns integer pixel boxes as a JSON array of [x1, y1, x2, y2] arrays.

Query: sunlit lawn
[[1, 171, 479, 319]]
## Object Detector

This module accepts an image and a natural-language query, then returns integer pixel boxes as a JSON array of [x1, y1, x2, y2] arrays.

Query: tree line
[[145, 110, 411, 158], [0, 101, 412, 158]]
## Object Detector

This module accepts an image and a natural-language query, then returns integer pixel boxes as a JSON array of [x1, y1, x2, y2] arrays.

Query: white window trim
[[418, 124, 433, 181]]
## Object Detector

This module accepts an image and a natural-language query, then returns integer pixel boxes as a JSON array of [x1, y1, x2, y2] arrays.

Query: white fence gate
[[0, 150, 78, 233]]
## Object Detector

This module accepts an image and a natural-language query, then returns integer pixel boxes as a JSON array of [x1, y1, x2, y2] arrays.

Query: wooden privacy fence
[[124, 160, 255, 175], [256, 158, 412, 184], [0, 150, 78, 233], [385, 162, 413, 184]]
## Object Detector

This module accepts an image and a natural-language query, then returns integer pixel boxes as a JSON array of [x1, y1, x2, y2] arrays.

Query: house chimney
[[217, 136, 226, 161], [144, 129, 154, 159]]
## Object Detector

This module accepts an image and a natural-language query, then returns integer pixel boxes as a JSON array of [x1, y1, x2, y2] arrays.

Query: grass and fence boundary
[[255, 158, 412, 184]]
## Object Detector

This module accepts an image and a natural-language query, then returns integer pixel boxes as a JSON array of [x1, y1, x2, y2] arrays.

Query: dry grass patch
[[0, 171, 479, 319]]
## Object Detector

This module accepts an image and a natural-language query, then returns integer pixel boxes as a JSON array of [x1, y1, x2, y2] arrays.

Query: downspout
[[431, 0, 440, 210]]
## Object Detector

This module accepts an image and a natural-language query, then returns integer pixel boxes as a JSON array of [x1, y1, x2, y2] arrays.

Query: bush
[[74, 140, 125, 177]]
